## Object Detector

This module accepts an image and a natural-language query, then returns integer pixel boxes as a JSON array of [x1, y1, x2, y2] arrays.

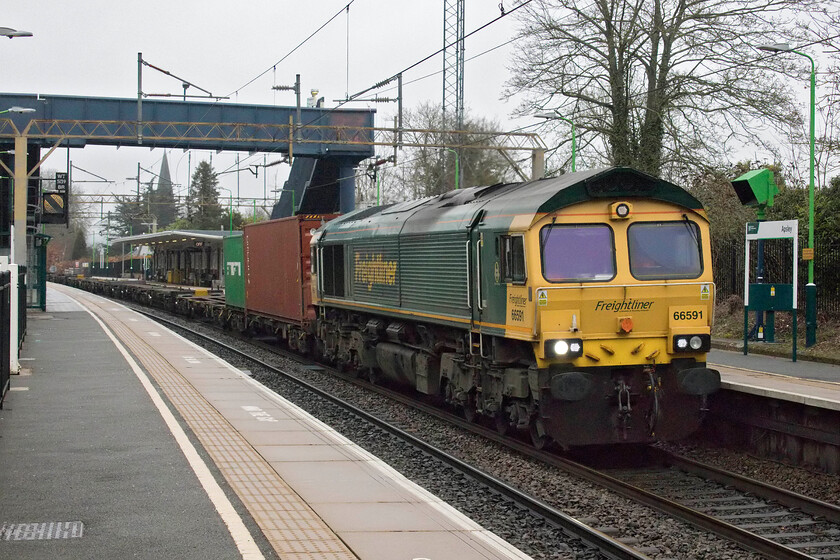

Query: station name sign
[[745, 220, 797, 240]]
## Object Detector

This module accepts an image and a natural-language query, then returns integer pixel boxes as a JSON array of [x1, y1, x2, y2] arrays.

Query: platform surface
[[0, 289, 255, 559], [709, 349, 840, 411], [0, 285, 531, 560]]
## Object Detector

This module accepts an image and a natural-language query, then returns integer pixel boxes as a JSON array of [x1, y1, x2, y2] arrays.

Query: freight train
[[57, 167, 721, 448]]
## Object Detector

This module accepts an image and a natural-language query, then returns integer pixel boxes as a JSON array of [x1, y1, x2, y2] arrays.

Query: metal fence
[[1, 270, 10, 407], [17, 266, 26, 348], [713, 239, 840, 315]]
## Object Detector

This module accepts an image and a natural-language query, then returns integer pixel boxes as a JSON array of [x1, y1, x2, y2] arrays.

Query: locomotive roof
[[320, 167, 705, 240]]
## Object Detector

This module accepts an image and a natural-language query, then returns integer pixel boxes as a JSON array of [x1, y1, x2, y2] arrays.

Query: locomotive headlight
[[610, 201, 632, 220], [546, 338, 584, 358], [672, 334, 710, 353]]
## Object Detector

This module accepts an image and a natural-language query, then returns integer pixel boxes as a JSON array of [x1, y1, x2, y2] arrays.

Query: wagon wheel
[[529, 417, 552, 451]]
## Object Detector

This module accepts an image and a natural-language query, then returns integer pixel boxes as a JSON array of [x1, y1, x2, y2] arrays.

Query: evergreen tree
[[186, 161, 223, 229], [111, 193, 146, 237], [70, 229, 89, 260]]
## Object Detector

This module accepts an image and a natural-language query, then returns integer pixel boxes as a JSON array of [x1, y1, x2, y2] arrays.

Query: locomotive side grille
[[401, 233, 469, 314]]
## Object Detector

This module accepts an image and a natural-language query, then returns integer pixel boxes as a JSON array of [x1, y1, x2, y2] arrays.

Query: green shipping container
[[224, 233, 245, 309]]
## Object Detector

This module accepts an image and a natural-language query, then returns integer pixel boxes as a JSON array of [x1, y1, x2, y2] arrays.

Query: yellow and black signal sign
[[43, 193, 64, 214], [41, 192, 68, 224]]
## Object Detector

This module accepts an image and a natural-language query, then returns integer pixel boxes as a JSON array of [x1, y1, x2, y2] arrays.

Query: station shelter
[[110, 230, 241, 289]]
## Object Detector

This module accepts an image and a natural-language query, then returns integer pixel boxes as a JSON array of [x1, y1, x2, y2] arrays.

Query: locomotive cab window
[[500, 235, 526, 283], [321, 244, 346, 297], [628, 221, 702, 280], [541, 224, 615, 282]]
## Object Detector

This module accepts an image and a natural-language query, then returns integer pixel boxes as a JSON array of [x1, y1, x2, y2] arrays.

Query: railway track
[[140, 305, 840, 559], [599, 448, 840, 560]]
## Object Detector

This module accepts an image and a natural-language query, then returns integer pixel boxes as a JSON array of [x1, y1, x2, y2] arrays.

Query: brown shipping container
[[243, 215, 335, 323]]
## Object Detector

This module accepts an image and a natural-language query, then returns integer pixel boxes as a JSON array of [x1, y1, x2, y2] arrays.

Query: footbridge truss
[[0, 92, 545, 266]]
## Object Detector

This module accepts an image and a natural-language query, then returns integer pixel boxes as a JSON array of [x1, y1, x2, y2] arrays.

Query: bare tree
[[358, 103, 516, 205], [505, 0, 826, 178], [801, 5, 840, 188]]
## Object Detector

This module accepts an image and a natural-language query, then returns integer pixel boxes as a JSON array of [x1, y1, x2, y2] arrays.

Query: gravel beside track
[[657, 440, 840, 507], [148, 309, 838, 560]]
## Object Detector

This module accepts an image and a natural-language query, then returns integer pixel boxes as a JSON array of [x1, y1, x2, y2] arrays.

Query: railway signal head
[[731, 168, 779, 209]]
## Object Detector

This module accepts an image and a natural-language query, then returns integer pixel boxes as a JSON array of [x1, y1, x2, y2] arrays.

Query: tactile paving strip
[[70, 290, 357, 560]]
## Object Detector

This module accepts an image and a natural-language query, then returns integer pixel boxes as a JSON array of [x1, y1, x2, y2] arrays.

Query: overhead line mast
[[443, 0, 465, 188]]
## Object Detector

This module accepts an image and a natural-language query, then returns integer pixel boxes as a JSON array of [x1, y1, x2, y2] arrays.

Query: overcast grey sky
[[1, 1, 526, 209]]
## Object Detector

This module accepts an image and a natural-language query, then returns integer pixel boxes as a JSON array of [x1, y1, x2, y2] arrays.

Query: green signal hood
[[731, 168, 779, 208]]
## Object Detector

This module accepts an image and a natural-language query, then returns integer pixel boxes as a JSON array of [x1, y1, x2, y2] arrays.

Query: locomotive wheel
[[462, 393, 478, 423], [494, 411, 510, 436], [529, 417, 552, 450]]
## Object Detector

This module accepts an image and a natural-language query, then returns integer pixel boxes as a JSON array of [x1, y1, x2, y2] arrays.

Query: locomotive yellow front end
[[527, 196, 721, 446]]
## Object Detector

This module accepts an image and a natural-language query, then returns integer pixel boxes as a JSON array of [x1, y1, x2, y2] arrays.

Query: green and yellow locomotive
[[312, 167, 720, 448]]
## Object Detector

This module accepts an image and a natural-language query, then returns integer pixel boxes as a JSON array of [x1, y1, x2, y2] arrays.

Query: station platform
[[0, 285, 531, 560], [708, 349, 840, 412]]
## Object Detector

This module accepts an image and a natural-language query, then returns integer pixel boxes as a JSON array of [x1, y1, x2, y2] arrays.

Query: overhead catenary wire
[[321, 0, 532, 121], [305, 120, 546, 200], [157, 1, 360, 181], [227, 1, 357, 101], [183, 1, 537, 199]]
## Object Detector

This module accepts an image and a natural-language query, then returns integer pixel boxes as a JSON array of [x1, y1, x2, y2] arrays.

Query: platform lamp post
[[0, 27, 33, 39], [441, 147, 460, 190], [0, 107, 35, 115], [0, 26, 34, 265], [218, 187, 234, 233], [758, 43, 817, 347], [535, 110, 576, 172], [279, 189, 297, 215]]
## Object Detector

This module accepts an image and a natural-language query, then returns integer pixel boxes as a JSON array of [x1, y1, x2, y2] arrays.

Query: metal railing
[[713, 239, 840, 315], [1, 270, 10, 407], [17, 266, 26, 347]]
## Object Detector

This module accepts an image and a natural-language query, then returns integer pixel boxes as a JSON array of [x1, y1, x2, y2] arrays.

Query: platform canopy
[[110, 229, 240, 251]]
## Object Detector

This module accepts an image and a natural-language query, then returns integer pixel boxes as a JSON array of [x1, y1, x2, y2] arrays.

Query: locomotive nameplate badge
[[700, 284, 711, 300], [537, 289, 548, 307]]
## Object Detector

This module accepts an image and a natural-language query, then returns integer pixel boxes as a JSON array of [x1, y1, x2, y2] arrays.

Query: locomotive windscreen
[[628, 221, 703, 280], [540, 224, 616, 282]]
